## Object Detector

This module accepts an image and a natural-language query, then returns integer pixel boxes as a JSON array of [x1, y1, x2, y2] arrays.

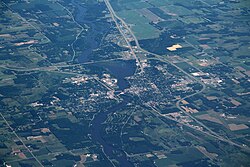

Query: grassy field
[[117, 10, 160, 39]]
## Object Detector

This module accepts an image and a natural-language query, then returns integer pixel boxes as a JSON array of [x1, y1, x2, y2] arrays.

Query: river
[[72, 0, 111, 63], [89, 60, 136, 166], [72, 1, 135, 166]]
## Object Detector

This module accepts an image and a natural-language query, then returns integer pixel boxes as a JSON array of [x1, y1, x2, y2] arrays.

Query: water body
[[72, 1, 136, 166], [96, 60, 136, 90], [72, 0, 110, 63], [89, 60, 136, 166]]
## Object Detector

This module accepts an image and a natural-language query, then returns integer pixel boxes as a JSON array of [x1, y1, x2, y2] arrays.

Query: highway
[[103, 0, 144, 73]]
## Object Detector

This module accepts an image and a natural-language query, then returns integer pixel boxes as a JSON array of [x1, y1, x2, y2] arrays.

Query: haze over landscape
[[0, 0, 250, 167]]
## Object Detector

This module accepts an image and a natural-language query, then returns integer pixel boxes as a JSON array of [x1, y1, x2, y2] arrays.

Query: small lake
[[95, 60, 136, 90]]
